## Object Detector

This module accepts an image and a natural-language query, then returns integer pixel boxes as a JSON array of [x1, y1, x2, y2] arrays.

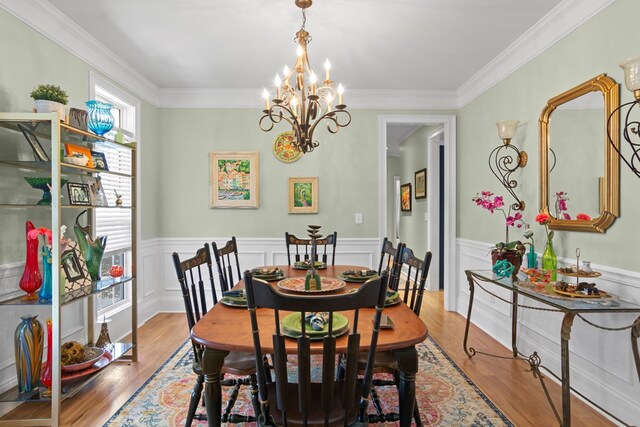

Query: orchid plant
[[27, 225, 71, 258], [554, 191, 592, 221], [472, 191, 526, 255]]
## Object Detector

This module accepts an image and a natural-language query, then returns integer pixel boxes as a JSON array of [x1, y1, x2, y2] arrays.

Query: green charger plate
[[385, 290, 401, 306], [338, 271, 379, 283], [280, 312, 348, 337], [220, 296, 247, 307]]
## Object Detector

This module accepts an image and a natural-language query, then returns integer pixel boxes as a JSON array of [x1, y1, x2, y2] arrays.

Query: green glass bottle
[[542, 239, 557, 281]]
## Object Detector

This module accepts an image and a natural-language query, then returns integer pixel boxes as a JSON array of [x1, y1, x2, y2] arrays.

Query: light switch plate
[[355, 213, 363, 224]]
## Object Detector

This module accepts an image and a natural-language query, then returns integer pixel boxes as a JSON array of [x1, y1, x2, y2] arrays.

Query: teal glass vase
[[14, 315, 43, 394], [38, 246, 52, 301], [542, 240, 557, 281]]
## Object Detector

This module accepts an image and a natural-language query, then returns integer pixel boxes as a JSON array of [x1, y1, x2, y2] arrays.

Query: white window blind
[[95, 144, 132, 254]]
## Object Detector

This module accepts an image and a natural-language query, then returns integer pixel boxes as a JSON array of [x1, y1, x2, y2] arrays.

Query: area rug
[[104, 337, 512, 426]]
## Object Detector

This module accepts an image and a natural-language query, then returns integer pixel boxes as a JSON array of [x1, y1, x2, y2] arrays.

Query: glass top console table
[[463, 270, 640, 427]]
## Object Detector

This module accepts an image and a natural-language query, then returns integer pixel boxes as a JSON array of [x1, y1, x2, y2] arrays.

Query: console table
[[463, 270, 640, 427]]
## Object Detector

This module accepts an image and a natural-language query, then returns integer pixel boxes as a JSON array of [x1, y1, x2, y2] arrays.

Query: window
[[89, 73, 138, 315]]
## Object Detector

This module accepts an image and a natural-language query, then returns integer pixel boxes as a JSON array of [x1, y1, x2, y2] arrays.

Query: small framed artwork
[[400, 183, 412, 212], [61, 241, 92, 294], [68, 108, 88, 131], [90, 151, 109, 171], [67, 182, 91, 206], [289, 177, 318, 214], [81, 175, 109, 206], [415, 168, 427, 199], [18, 124, 49, 161], [65, 144, 94, 168], [210, 151, 259, 208]]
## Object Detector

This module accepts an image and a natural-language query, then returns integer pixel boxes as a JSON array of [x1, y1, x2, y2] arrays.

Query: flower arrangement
[[576, 213, 591, 220], [472, 191, 525, 256], [27, 225, 70, 254], [554, 191, 571, 220], [30, 84, 68, 105]]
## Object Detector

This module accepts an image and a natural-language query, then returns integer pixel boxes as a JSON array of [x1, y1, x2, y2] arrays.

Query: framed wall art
[[65, 143, 94, 168], [400, 183, 412, 212], [210, 151, 259, 208], [90, 150, 109, 171], [288, 177, 318, 214], [61, 241, 92, 295], [415, 168, 426, 199], [18, 124, 49, 161], [67, 182, 91, 206]]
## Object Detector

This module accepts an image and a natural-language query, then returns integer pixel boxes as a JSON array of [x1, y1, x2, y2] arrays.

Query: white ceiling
[[46, 0, 562, 92]]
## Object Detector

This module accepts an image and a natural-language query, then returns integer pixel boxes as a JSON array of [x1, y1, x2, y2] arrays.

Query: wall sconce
[[489, 120, 527, 210], [608, 56, 640, 179]]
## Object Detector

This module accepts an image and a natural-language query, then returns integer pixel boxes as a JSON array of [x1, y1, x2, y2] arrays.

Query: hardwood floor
[[1, 294, 615, 426]]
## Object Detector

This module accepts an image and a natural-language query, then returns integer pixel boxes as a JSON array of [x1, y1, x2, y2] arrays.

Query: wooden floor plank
[[1, 292, 615, 426]]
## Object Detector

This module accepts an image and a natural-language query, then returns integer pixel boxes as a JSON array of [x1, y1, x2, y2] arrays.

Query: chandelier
[[259, 0, 351, 154]]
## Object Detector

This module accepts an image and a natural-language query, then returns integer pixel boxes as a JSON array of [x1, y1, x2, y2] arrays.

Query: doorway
[[378, 115, 457, 311]]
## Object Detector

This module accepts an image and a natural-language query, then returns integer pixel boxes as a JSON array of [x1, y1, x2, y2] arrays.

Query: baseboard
[[456, 238, 640, 424]]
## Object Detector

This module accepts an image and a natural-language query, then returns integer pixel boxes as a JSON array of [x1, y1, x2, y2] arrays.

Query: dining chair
[[245, 270, 389, 426], [285, 231, 337, 265], [366, 247, 433, 425], [212, 236, 242, 293], [172, 244, 259, 425], [377, 237, 401, 277]]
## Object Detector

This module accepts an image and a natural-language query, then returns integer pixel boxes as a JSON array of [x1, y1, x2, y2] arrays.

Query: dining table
[[190, 264, 429, 427]]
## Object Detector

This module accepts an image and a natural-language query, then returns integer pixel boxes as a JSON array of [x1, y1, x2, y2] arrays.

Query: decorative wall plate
[[272, 131, 302, 163]]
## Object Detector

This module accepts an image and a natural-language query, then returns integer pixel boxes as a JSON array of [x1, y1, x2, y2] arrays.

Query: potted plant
[[30, 84, 68, 118], [473, 191, 526, 272]]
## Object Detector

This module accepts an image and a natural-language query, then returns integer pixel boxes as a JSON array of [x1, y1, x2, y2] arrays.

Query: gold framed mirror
[[539, 74, 619, 233]]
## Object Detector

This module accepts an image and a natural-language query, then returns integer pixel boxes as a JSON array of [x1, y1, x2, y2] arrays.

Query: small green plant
[[30, 84, 68, 105]]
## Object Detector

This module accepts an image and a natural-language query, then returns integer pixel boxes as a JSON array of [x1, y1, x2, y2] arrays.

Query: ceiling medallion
[[259, 0, 351, 154]]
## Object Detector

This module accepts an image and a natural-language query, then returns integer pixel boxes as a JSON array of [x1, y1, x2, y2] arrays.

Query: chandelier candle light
[[259, 0, 351, 154], [489, 120, 527, 211]]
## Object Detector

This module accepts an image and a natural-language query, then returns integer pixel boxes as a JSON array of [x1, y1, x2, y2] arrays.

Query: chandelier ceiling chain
[[259, 0, 351, 154]]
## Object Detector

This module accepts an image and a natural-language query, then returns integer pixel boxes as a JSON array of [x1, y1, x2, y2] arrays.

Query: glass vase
[[19, 221, 42, 300], [38, 246, 52, 301], [527, 246, 538, 269], [86, 100, 114, 136], [542, 239, 557, 281], [14, 315, 43, 394], [41, 319, 53, 397]]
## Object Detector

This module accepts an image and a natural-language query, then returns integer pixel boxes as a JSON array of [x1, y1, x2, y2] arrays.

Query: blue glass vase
[[14, 315, 43, 394], [38, 246, 52, 302], [86, 100, 114, 136]]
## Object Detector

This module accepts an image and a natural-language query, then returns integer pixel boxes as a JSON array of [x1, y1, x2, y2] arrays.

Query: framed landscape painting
[[210, 151, 259, 208], [289, 177, 318, 214], [415, 168, 426, 199], [400, 183, 412, 212]]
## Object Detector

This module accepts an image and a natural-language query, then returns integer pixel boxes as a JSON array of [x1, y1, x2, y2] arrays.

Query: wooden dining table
[[191, 264, 429, 426]]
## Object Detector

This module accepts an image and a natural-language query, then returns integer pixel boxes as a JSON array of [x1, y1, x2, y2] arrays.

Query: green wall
[[397, 126, 432, 257], [157, 108, 454, 238], [458, 0, 640, 270]]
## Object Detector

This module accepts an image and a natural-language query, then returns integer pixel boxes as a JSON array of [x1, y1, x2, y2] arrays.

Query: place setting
[[280, 311, 350, 340], [338, 269, 378, 283]]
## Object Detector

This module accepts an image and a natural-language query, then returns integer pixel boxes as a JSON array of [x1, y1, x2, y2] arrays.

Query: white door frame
[[378, 115, 457, 311]]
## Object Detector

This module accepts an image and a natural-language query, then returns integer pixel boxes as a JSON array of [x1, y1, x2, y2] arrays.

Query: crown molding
[[0, 0, 159, 106], [457, 0, 616, 108], [1, 0, 617, 110], [157, 87, 459, 110]]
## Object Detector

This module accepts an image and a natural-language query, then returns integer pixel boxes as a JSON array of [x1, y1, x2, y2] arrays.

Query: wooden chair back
[[387, 242, 406, 292], [285, 231, 338, 265], [377, 237, 402, 275], [245, 270, 388, 426], [397, 248, 433, 315], [212, 236, 242, 293]]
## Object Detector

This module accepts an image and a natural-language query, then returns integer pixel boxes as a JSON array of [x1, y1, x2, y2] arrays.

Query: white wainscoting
[[149, 237, 380, 313], [456, 238, 640, 424]]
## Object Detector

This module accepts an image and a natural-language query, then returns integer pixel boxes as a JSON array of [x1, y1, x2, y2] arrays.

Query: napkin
[[305, 312, 329, 331]]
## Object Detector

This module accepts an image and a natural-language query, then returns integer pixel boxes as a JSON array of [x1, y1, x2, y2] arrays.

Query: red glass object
[[19, 221, 42, 300], [41, 318, 53, 396], [109, 265, 123, 278]]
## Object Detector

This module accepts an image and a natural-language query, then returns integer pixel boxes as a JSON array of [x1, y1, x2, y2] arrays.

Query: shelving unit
[[0, 112, 137, 426]]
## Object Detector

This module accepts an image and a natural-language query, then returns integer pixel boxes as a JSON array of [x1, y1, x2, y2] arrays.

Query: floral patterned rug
[[104, 337, 512, 426]]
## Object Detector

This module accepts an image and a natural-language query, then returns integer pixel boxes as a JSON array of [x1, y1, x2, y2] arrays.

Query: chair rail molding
[[457, 237, 640, 423]]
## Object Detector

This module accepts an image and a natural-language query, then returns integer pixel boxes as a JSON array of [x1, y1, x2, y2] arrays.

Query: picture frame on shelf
[[415, 168, 427, 199], [65, 144, 94, 168], [67, 182, 91, 206], [90, 151, 109, 171], [401, 183, 412, 212], [61, 241, 92, 294], [81, 175, 108, 207], [288, 177, 319, 214], [210, 151, 259, 208], [68, 108, 88, 131], [18, 124, 49, 161]]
